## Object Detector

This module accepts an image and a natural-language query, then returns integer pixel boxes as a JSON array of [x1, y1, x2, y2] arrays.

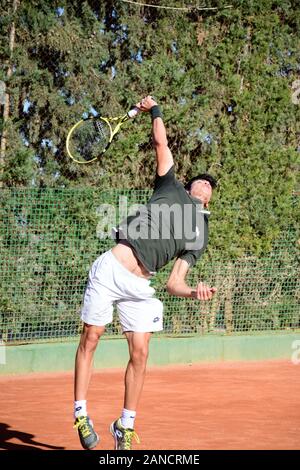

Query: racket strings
[[95, 120, 107, 139], [70, 119, 111, 162]]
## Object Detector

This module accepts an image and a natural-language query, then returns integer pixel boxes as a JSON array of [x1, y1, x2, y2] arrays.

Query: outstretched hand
[[135, 95, 158, 112]]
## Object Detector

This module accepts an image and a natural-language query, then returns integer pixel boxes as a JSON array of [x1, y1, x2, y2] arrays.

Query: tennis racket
[[66, 107, 140, 164]]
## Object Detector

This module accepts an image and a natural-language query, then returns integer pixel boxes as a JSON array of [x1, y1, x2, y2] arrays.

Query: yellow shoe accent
[[123, 427, 140, 450], [110, 418, 140, 450], [74, 416, 91, 438], [74, 415, 99, 450]]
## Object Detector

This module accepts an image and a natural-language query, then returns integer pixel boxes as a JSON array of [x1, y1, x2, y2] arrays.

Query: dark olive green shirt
[[115, 166, 209, 273]]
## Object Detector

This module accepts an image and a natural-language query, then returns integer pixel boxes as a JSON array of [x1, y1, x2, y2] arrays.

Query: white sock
[[121, 408, 136, 429], [74, 400, 87, 419]]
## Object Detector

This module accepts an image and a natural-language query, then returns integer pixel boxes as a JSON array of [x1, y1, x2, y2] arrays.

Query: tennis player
[[73, 96, 217, 450]]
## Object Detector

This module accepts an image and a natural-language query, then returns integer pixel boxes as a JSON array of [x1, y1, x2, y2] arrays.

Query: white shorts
[[80, 250, 163, 333]]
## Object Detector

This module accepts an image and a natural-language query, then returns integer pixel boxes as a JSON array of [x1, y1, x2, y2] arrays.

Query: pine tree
[[0, 0, 299, 256]]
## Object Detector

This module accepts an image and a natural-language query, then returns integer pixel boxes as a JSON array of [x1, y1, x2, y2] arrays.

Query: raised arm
[[136, 95, 173, 176], [166, 257, 217, 300]]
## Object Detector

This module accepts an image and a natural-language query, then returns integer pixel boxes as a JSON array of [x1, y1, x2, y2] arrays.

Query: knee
[[130, 345, 149, 368], [79, 324, 104, 353]]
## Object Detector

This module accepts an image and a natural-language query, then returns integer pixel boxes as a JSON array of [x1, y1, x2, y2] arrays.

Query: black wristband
[[150, 105, 163, 120]]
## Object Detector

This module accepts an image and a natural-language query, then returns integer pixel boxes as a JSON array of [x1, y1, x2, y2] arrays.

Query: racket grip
[[127, 107, 140, 119]]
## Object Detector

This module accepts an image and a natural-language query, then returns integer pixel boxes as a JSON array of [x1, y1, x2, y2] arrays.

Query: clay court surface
[[0, 360, 299, 450]]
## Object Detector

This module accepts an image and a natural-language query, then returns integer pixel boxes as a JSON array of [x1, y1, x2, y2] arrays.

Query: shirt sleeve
[[178, 249, 203, 268], [154, 165, 176, 191]]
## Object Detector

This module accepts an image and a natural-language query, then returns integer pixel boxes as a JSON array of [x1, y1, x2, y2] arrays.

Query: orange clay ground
[[0, 360, 299, 450]]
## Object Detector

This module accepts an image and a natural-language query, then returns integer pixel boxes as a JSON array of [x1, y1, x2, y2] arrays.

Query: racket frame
[[66, 108, 139, 164]]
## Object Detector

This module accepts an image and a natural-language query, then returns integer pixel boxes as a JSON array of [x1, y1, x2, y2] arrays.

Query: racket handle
[[127, 107, 140, 119]]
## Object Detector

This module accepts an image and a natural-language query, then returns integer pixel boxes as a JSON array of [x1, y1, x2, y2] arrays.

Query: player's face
[[190, 179, 212, 206]]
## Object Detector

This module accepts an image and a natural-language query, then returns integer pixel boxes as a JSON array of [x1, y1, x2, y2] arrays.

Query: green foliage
[[0, 0, 299, 259]]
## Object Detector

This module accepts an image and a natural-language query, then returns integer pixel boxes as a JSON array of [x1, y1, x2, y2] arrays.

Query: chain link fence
[[0, 188, 299, 344]]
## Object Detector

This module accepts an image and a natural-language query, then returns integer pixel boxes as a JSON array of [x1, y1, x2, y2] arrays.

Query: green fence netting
[[0, 188, 299, 343]]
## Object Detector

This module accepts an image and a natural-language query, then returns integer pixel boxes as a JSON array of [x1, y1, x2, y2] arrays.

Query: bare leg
[[74, 323, 105, 401], [123, 332, 152, 410]]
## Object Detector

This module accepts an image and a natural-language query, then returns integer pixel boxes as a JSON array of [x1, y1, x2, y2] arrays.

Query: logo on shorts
[[153, 317, 160, 323]]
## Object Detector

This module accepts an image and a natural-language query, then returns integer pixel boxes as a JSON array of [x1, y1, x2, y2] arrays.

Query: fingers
[[195, 283, 217, 301], [135, 95, 157, 111], [196, 282, 210, 301]]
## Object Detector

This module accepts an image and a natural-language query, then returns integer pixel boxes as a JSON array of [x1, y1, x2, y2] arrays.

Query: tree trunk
[[0, 0, 19, 186]]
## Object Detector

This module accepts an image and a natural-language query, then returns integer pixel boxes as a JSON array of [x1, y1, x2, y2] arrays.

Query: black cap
[[184, 173, 218, 191]]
